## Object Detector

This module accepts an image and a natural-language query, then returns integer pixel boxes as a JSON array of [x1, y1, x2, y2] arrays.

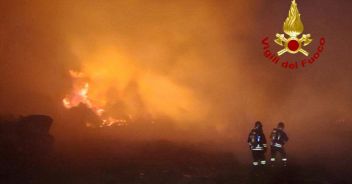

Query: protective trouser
[[270, 146, 287, 166], [251, 150, 266, 166]]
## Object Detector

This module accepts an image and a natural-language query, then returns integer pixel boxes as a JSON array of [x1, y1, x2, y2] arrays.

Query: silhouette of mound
[[0, 114, 54, 158]]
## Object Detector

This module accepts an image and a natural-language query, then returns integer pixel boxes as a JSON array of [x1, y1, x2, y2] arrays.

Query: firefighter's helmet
[[255, 121, 262, 129], [278, 122, 285, 129]]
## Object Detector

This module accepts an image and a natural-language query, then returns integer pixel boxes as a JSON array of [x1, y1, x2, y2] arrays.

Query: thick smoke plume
[[0, 0, 351, 162]]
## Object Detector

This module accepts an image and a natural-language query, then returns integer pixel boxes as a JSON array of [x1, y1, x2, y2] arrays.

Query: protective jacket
[[270, 128, 288, 148], [248, 128, 267, 151]]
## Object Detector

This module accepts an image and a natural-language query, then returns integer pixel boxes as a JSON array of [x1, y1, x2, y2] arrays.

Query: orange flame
[[62, 70, 128, 127]]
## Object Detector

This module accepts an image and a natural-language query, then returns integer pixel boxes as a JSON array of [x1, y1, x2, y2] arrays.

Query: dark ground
[[0, 139, 350, 184]]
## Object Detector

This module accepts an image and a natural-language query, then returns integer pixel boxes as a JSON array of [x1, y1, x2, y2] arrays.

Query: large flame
[[63, 70, 129, 127], [62, 45, 205, 128], [283, 0, 304, 37]]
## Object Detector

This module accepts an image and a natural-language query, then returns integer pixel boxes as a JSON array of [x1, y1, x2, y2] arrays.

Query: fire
[[61, 43, 207, 129], [62, 70, 128, 127]]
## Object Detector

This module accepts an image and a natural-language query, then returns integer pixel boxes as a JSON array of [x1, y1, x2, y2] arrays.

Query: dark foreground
[[0, 115, 351, 184], [0, 139, 350, 184]]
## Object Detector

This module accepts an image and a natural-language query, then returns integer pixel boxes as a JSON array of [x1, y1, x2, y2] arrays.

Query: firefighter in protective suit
[[270, 122, 289, 166], [248, 121, 267, 166]]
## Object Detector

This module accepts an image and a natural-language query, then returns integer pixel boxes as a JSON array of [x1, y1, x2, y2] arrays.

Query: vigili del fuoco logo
[[262, 0, 326, 70]]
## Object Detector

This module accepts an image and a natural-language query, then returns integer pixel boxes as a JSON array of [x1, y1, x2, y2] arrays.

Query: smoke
[[54, 0, 262, 135], [0, 0, 351, 162]]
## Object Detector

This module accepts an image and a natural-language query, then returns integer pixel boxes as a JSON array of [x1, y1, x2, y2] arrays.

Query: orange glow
[[63, 43, 207, 128], [63, 70, 129, 127]]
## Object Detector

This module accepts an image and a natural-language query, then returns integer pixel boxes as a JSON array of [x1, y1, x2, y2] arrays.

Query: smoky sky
[[0, 0, 352, 161]]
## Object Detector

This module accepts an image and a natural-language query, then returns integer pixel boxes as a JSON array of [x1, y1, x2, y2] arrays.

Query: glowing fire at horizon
[[62, 70, 129, 127], [61, 41, 208, 130]]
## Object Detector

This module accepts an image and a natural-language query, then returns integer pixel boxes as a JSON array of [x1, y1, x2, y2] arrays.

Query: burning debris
[[63, 70, 129, 127]]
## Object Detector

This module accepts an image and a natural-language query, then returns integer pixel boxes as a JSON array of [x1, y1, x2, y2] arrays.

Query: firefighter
[[248, 121, 267, 166], [270, 122, 289, 166]]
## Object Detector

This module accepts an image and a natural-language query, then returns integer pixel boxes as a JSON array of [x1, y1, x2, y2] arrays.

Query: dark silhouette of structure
[[0, 114, 54, 159]]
